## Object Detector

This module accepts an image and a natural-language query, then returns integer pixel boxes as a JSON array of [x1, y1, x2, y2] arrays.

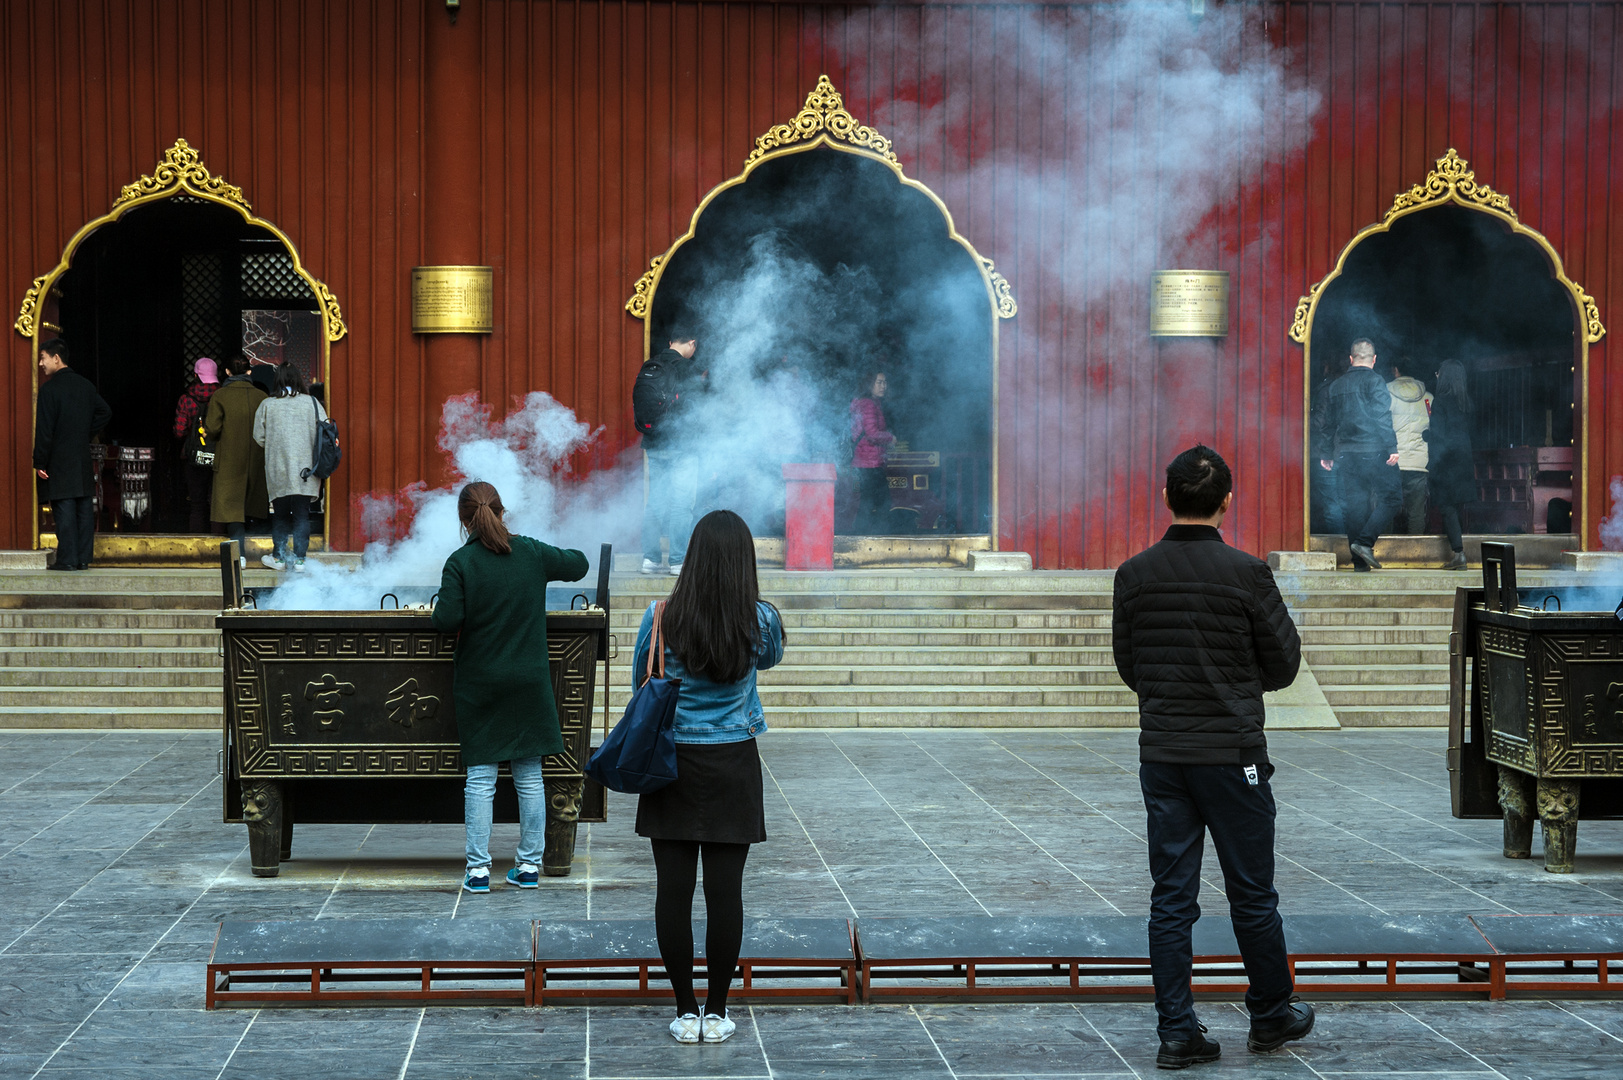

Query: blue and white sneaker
[[463, 867, 491, 893], [506, 863, 540, 889]]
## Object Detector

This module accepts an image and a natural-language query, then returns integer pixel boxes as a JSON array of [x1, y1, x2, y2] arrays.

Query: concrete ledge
[[967, 551, 1033, 572], [1564, 551, 1623, 573], [1268, 551, 1337, 573], [0, 550, 49, 570]]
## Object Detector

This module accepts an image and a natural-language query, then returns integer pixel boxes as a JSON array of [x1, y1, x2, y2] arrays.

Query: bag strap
[[647, 601, 667, 681], [309, 394, 322, 462]]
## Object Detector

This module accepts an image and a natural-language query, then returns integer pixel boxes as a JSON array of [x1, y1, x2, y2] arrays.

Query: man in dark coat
[[633, 328, 700, 575], [1314, 337, 1400, 570], [1112, 445, 1313, 1069], [33, 339, 111, 572]]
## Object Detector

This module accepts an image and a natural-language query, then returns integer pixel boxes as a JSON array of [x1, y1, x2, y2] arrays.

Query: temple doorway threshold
[[40, 533, 329, 568], [613, 534, 994, 572], [1309, 533, 1577, 569]]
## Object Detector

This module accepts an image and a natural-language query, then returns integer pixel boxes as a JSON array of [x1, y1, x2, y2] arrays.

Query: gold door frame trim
[[623, 75, 1014, 550], [16, 138, 346, 552], [1289, 148, 1604, 549]]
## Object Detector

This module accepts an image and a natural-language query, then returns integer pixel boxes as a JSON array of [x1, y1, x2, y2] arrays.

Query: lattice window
[[181, 253, 225, 364], [242, 251, 314, 303]]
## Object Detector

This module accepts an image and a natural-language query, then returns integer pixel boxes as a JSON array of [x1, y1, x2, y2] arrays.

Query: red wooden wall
[[3, 1, 1620, 567]]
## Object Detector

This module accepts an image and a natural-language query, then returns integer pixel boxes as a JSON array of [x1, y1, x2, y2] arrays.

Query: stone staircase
[[0, 563, 1573, 730]]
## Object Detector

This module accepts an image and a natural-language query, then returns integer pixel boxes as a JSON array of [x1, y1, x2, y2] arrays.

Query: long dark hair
[[1436, 359, 1473, 411], [273, 362, 308, 398], [457, 481, 513, 555], [662, 510, 769, 684]]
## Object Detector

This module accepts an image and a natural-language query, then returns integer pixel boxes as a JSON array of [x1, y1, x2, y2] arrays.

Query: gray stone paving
[[0, 728, 1620, 1079]]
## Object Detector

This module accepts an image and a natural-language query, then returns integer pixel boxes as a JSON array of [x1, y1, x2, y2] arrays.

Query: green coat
[[205, 376, 270, 523], [431, 535, 590, 766]]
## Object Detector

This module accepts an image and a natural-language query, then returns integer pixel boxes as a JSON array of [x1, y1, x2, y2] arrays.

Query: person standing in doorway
[[634, 328, 700, 575], [433, 481, 590, 890], [1387, 359, 1433, 534], [1315, 338, 1400, 570], [252, 362, 327, 571], [849, 371, 897, 534], [173, 356, 220, 533], [205, 354, 269, 566], [633, 510, 784, 1045], [1427, 360, 1476, 570], [1113, 445, 1313, 1069], [33, 339, 111, 572]]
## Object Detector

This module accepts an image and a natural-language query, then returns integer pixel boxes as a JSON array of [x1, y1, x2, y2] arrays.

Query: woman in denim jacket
[[631, 509, 784, 1044]]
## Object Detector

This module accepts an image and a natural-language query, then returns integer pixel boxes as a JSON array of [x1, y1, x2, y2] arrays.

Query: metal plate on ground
[[1470, 914, 1623, 955], [1283, 914, 1494, 958], [211, 918, 534, 965], [535, 917, 854, 961]]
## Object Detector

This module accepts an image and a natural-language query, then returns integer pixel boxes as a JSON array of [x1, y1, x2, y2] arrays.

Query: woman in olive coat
[[431, 481, 589, 890], [204, 354, 270, 558]]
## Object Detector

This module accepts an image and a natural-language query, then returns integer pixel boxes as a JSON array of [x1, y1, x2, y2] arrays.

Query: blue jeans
[[464, 757, 547, 871], [270, 495, 314, 561], [1140, 761, 1294, 1039], [642, 450, 698, 564]]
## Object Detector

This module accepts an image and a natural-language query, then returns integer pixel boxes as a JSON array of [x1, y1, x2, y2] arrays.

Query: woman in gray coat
[[252, 363, 327, 571]]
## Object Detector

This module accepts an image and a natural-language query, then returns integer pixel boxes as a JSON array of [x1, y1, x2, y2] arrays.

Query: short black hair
[[39, 338, 68, 361], [224, 353, 250, 376], [667, 326, 697, 345], [1165, 444, 1233, 519]]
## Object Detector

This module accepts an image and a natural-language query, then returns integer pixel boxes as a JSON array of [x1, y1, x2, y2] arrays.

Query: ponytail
[[457, 481, 512, 555]]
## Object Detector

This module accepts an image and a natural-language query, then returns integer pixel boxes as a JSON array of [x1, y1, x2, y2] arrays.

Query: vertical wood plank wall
[[2, 1, 1619, 566]]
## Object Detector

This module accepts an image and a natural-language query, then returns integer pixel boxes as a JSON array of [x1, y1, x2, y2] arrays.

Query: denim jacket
[[631, 600, 785, 744]]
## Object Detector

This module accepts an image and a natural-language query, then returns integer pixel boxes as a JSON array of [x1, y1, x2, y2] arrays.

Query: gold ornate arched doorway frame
[[624, 75, 1016, 549], [1290, 148, 1604, 548], [15, 139, 347, 552]]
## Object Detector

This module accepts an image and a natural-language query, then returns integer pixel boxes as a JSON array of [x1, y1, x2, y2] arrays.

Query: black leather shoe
[[1156, 1028, 1220, 1069], [1349, 543, 1382, 569], [1248, 1001, 1315, 1053], [47, 562, 78, 572]]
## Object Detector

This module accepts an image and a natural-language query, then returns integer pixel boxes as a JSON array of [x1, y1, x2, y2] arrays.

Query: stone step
[[0, 590, 221, 611], [1311, 664, 1449, 686], [609, 646, 1110, 668], [1301, 644, 1450, 666], [1321, 687, 1451, 706], [1294, 628, 1450, 646], [0, 609, 217, 629], [0, 629, 220, 649], [609, 609, 1115, 630], [0, 686, 223, 708], [0, 665, 222, 688], [0, 646, 220, 669], [1289, 608, 1453, 627], [0, 705, 220, 729], [753, 705, 1142, 728], [754, 664, 1128, 688], [1330, 704, 1450, 727], [604, 685, 1141, 708]]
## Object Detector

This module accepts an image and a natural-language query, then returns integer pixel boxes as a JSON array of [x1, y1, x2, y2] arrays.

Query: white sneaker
[[668, 562, 683, 576], [293, 559, 307, 572], [261, 554, 287, 572], [641, 558, 661, 575], [238, 556, 247, 570], [701, 1012, 735, 1043], [669, 1013, 701, 1044]]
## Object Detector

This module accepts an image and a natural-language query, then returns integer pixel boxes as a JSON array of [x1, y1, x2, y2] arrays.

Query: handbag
[[300, 395, 342, 481], [585, 601, 681, 794]]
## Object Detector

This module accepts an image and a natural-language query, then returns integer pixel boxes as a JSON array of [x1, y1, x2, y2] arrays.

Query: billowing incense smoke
[[261, 392, 641, 610], [1601, 475, 1623, 552]]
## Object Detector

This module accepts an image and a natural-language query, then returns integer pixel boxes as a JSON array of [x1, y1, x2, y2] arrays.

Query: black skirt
[[635, 738, 766, 845]]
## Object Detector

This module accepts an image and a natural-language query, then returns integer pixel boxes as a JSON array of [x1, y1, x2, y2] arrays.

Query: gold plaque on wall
[[1150, 270, 1229, 337], [412, 266, 494, 333]]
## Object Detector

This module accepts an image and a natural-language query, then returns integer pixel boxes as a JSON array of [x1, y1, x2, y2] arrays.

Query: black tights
[[650, 838, 749, 1016]]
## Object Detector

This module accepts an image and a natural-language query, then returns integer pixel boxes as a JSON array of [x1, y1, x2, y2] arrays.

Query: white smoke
[[262, 392, 641, 610], [1601, 475, 1623, 551]]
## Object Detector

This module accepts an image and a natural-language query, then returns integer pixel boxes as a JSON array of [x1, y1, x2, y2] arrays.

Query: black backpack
[[300, 397, 342, 481], [631, 357, 679, 436]]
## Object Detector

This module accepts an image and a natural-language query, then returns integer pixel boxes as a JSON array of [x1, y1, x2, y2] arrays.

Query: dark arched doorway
[[1297, 150, 1600, 547], [17, 140, 344, 552]]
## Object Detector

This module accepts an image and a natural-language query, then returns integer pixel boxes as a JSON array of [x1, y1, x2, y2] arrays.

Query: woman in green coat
[[431, 481, 589, 892]]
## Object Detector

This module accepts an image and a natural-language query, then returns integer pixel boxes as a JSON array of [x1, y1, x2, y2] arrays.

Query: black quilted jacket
[[1111, 524, 1301, 765]]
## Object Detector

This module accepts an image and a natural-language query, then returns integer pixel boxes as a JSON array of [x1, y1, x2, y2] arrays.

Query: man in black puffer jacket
[[1112, 445, 1313, 1069]]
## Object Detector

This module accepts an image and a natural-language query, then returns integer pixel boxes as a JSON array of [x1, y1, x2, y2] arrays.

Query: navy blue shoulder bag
[[586, 601, 680, 794]]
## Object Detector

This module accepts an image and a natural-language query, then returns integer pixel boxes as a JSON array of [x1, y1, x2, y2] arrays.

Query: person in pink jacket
[[849, 371, 897, 533]]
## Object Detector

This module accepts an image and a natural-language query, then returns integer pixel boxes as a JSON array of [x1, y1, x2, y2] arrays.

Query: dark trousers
[[1398, 471, 1428, 533], [1140, 761, 1294, 1039], [52, 495, 95, 569], [270, 495, 314, 560], [855, 467, 891, 534], [1439, 504, 1464, 552], [1310, 462, 1343, 534], [184, 463, 213, 532], [1337, 452, 1401, 550], [651, 839, 750, 1016]]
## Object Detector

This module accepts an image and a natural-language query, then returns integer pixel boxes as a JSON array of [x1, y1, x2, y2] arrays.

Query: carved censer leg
[[241, 779, 285, 877], [543, 775, 584, 877], [1495, 765, 1536, 859], [1536, 778, 1582, 874]]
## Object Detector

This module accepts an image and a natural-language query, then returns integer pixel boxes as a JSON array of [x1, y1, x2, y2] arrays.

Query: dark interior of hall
[[1309, 204, 1579, 535], [49, 199, 323, 536], [648, 147, 994, 535]]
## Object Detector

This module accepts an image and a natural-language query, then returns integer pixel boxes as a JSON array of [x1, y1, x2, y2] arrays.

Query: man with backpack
[[633, 329, 699, 575]]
